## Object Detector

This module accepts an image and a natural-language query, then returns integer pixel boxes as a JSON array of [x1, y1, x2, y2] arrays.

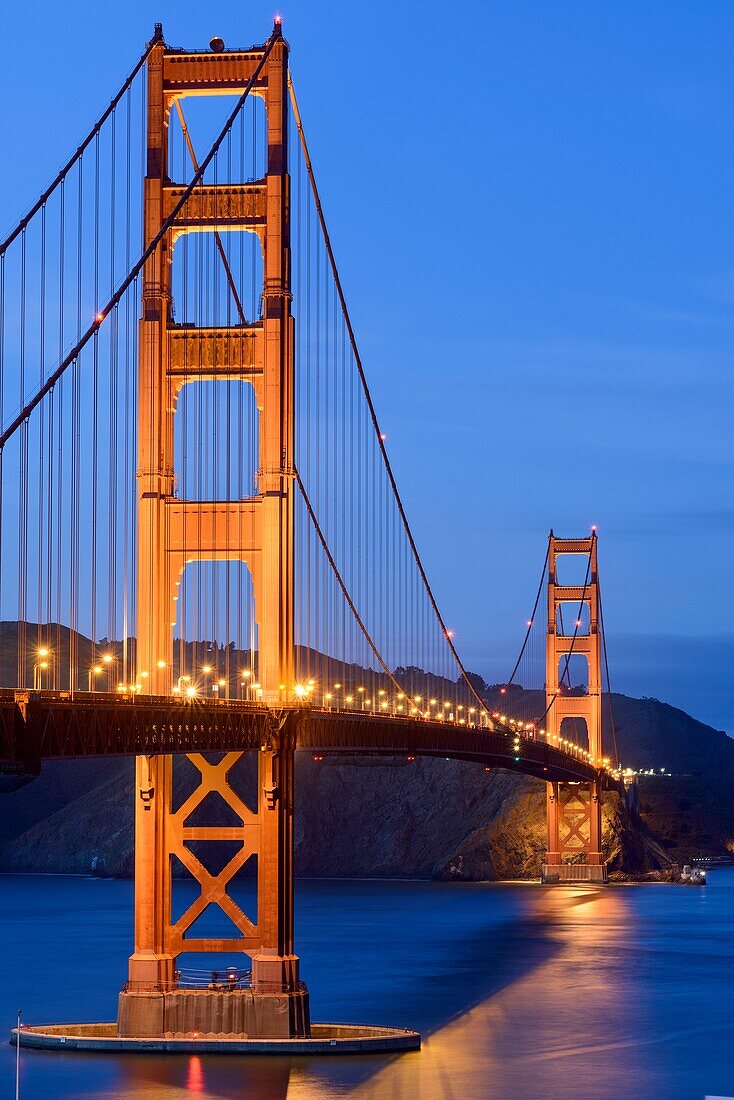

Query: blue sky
[[1, 1, 732, 729]]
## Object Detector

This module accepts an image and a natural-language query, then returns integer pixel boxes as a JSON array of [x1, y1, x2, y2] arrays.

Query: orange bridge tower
[[119, 20, 309, 1039], [542, 533, 608, 884]]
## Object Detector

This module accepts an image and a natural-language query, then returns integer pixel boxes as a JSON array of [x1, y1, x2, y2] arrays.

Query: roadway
[[0, 690, 615, 790]]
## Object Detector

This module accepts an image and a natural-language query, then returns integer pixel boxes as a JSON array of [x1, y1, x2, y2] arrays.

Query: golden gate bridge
[[1, 20, 623, 1049]]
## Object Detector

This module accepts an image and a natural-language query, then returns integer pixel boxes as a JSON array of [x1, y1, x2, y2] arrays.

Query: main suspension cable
[[0, 29, 278, 452], [0, 35, 157, 257], [505, 542, 549, 688], [536, 550, 592, 728], [598, 582, 620, 768], [294, 466, 408, 699], [173, 99, 248, 325], [288, 75, 489, 717]]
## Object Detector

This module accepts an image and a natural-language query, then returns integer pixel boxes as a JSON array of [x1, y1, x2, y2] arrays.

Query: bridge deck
[[0, 691, 614, 789]]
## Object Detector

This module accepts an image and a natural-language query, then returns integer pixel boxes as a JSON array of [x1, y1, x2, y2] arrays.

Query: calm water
[[1, 872, 733, 1099]]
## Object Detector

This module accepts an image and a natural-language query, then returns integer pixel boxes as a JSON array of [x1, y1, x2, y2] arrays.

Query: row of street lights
[[297, 681, 481, 724], [289, 681, 610, 770], [29, 650, 611, 773], [168, 668, 264, 700], [32, 646, 121, 692]]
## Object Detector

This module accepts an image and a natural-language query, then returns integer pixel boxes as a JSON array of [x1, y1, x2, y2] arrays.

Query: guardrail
[[122, 966, 252, 993]]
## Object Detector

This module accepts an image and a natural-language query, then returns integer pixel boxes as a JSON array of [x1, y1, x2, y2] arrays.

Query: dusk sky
[[1, 2, 732, 730]]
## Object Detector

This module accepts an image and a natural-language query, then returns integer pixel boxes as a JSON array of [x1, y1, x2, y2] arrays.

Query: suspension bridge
[[1, 21, 623, 1047]]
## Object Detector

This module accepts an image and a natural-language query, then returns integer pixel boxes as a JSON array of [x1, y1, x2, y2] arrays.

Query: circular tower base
[[11, 1021, 421, 1055]]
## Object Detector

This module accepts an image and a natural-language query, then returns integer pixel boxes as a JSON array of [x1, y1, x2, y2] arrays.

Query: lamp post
[[176, 674, 191, 695], [100, 652, 116, 691], [239, 670, 253, 700], [88, 665, 103, 691], [33, 648, 53, 691]]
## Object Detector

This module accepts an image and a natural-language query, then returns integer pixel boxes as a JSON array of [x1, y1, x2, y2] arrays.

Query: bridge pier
[[542, 780, 607, 883], [118, 714, 310, 1039]]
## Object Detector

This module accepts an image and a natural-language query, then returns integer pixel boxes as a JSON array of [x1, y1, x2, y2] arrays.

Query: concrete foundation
[[12, 1021, 420, 1055], [542, 863, 608, 884], [117, 987, 310, 1040]]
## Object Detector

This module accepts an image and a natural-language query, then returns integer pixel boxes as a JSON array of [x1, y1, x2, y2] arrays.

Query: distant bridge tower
[[542, 533, 607, 883], [120, 21, 309, 1039]]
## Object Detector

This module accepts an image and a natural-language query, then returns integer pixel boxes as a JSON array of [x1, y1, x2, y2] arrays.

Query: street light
[[33, 647, 53, 690], [88, 665, 103, 691], [98, 652, 117, 691], [33, 660, 49, 690]]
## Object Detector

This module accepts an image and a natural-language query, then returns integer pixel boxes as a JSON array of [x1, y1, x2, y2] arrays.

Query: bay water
[[1, 871, 732, 1098]]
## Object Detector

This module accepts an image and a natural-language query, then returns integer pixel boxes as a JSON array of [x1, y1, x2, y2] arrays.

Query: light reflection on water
[[1, 873, 733, 1099]]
